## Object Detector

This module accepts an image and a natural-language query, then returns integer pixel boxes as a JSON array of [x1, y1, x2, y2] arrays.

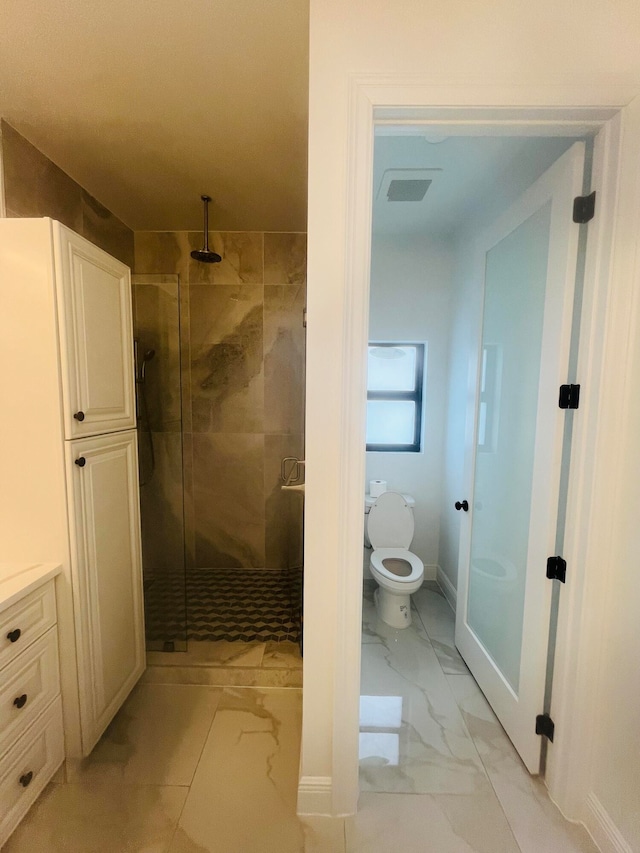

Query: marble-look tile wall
[[0, 120, 134, 267], [134, 230, 306, 571]]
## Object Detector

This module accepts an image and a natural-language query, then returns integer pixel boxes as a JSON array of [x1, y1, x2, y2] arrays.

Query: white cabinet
[[0, 566, 65, 849], [66, 431, 144, 753], [54, 226, 135, 439], [0, 218, 144, 763]]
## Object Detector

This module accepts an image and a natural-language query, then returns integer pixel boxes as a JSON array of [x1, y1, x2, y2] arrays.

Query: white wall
[[304, 0, 640, 841], [366, 234, 453, 574]]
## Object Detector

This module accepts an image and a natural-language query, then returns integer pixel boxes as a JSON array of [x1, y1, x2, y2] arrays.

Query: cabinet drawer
[[0, 582, 56, 671], [0, 629, 60, 759], [0, 698, 64, 849]]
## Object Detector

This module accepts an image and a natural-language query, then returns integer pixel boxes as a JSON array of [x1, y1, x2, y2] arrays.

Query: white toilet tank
[[364, 493, 415, 549]]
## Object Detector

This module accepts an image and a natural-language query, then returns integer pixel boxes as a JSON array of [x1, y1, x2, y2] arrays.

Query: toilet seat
[[367, 491, 414, 549], [370, 547, 423, 585]]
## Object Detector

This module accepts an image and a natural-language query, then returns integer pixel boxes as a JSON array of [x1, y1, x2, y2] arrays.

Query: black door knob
[[73, 411, 85, 421], [75, 457, 86, 467], [455, 500, 469, 512], [13, 694, 28, 709], [6, 628, 21, 643], [19, 771, 33, 788]]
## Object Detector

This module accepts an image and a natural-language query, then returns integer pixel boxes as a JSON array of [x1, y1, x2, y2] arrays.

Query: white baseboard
[[423, 563, 438, 581], [297, 776, 333, 816], [436, 566, 457, 612], [585, 793, 632, 853]]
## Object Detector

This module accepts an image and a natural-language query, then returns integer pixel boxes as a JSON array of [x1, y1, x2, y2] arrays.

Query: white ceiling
[[372, 134, 578, 238], [0, 0, 309, 232]]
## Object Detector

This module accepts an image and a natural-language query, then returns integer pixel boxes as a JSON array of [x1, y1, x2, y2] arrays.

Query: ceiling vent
[[387, 178, 431, 202], [377, 168, 441, 202]]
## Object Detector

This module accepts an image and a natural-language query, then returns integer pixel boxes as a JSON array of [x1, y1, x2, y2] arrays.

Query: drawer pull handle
[[13, 694, 28, 709], [73, 411, 85, 421], [19, 771, 33, 788], [7, 628, 21, 643], [75, 457, 86, 467]]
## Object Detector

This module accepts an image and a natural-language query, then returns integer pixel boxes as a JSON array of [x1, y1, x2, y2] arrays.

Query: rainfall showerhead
[[191, 194, 222, 264]]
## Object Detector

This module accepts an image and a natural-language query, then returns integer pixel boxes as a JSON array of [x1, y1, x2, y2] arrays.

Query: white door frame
[[328, 78, 640, 821]]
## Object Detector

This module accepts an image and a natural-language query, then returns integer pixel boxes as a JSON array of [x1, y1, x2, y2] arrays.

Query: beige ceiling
[[0, 0, 309, 231]]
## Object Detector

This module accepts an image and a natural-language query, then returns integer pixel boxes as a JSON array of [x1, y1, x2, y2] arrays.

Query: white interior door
[[455, 143, 585, 773]]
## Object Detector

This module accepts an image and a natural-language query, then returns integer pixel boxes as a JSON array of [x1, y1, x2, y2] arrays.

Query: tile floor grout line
[[163, 685, 229, 852], [446, 688, 527, 853], [428, 606, 527, 853]]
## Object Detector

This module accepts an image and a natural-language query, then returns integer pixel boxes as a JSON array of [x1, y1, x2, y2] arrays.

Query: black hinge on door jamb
[[573, 191, 596, 224], [559, 384, 580, 409], [536, 713, 555, 741], [546, 555, 567, 583]]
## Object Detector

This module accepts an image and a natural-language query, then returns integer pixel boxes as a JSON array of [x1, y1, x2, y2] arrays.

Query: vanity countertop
[[0, 563, 62, 612]]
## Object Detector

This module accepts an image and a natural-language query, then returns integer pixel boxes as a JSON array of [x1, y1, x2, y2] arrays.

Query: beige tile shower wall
[[0, 120, 134, 267], [134, 230, 306, 571]]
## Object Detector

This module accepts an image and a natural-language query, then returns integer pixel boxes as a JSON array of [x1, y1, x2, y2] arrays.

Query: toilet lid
[[367, 491, 414, 549]]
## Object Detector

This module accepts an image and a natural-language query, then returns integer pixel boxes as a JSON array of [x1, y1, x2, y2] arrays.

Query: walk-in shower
[[132, 274, 187, 650], [131, 258, 306, 654]]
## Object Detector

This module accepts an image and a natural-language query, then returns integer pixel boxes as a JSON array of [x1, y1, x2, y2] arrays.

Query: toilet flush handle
[[454, 500, 469, 512]]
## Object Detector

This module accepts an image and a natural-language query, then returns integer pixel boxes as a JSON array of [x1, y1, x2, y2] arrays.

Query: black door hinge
[[546, 555, 567, 583], [536, 713, 555, 741], [573, 191, 596, 224], [559, 384, 580, 409]]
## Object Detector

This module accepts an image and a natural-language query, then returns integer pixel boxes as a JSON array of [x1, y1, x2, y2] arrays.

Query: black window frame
[[366, 342, 425, 453]]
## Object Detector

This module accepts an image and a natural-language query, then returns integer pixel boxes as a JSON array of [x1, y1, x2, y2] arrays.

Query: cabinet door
[[54, 223, 135, 439], [66, 430, 145, 755]]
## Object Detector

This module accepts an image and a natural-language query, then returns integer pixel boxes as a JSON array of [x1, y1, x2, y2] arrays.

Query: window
[[366, 343, 425, 452]]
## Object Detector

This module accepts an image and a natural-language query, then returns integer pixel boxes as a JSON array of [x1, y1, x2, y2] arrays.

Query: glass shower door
[[132, 274, 187, 651]]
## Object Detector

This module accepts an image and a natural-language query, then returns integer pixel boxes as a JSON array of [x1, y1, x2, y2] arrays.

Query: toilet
[[365, 491, 424, 629]]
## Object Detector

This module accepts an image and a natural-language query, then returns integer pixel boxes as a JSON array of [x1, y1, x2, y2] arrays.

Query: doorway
[[302, 92, 631, 822], [361, 131, 587, 783]]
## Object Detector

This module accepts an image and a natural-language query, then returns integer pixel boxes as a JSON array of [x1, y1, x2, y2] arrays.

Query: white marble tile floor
[[357, 580, 599, 852], [143, 638, 303, 687], [4, 583, 598, 852]]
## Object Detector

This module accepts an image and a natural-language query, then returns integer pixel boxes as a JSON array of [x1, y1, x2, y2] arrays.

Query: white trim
[[545, 99, 640, 822], [297, 776, 334, 816], [322, 75, 640, 820], [584, 794, 633, 853], [327, 78, 373, 819], [0, 121, 6, 218], [436, 566, 457, 612], [422, 563, 437, 581]]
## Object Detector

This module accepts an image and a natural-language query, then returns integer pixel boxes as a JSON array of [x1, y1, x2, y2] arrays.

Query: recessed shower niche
[[131, 230, 306, 655]]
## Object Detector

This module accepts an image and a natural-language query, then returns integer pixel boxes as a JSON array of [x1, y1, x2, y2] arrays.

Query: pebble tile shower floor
[[144, 569, 302, 644]]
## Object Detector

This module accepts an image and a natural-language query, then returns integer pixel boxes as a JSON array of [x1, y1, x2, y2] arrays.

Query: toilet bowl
[[366, 491, 424, 629]]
